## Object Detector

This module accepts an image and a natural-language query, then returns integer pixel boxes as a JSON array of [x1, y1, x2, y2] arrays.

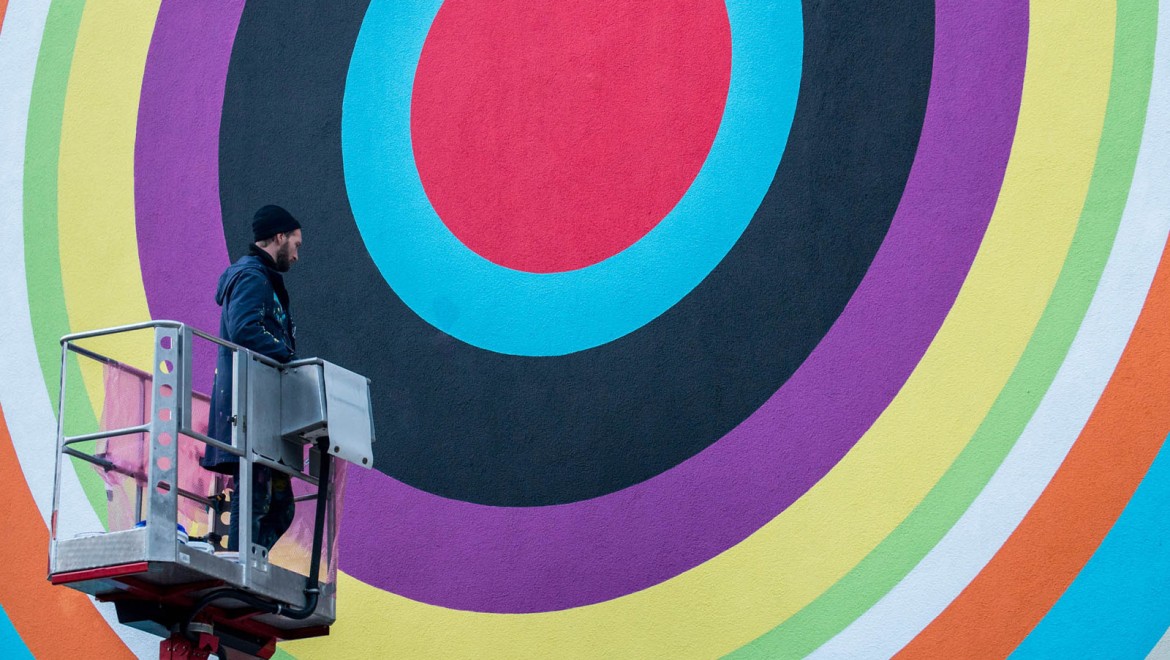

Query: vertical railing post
[[179, 325, 194, 432], [146, 326, 182, 562], [48, 341, 71, 574], [234, 348, 252, 583]]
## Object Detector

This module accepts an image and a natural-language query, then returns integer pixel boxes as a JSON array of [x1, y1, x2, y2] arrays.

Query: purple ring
[[135, 1, 244, 394], [135, 0, 1025, 613]]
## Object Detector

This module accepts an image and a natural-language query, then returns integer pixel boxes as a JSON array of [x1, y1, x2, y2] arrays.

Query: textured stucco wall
[[2, 0, 1170, 658]]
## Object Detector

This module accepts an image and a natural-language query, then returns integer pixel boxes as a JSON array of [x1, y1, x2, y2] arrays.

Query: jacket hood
[[215, 256, 267, 307]]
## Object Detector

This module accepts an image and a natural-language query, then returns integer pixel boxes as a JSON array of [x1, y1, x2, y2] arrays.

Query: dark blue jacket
[[200, 247, 296, 473]]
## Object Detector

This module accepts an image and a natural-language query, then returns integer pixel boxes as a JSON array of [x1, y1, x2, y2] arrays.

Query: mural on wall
[[2, 0, 1170, 657]]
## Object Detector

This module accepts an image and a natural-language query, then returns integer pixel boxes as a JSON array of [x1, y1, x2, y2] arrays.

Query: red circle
[[411, 0, 731, 273]]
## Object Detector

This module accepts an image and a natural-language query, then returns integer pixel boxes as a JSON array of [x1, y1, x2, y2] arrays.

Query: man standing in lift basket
[[201, 204, 303, 552]]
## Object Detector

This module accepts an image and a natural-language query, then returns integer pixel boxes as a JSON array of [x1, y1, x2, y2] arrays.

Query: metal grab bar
[[59, 319, 182, 343], [254, 455, 319, 487], [177, 428, 245, 459], [63, 424, 151, 446], [62, 320, 285, 370], [62, 447, 216, 508]]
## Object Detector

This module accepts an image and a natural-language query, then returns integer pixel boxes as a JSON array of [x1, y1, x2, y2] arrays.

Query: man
[[201, 205, 303, 551]]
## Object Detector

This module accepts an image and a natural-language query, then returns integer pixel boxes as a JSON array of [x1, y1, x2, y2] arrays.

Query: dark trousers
[[227, 465, 295, 551]]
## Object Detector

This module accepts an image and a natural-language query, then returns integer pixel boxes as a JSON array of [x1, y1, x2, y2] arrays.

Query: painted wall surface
[[2, 0, 1170, 657]]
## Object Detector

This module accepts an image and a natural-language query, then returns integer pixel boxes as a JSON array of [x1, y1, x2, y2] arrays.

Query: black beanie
[[252, 205, 301, 242]]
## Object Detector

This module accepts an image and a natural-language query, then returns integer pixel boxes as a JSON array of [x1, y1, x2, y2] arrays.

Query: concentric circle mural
[[2, 0, 1170, 657]]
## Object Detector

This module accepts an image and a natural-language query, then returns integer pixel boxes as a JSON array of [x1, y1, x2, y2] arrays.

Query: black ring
[[219, 0, 934, 505]]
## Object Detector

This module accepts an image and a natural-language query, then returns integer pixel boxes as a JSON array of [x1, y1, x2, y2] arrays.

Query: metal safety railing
[[50, 320, 336, 593]]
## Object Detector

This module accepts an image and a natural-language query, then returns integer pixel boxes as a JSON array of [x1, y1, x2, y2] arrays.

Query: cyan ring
[[342, 0, 802, 356]]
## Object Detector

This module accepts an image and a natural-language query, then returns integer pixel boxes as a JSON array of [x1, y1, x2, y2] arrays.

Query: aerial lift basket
[[47, 321, 374, 659]]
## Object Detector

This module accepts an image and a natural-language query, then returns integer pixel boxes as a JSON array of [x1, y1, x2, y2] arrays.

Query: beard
[[274, 243, 293, 272]]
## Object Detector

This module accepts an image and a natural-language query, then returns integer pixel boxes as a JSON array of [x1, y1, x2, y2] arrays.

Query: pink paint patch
[[411, 0, 731, 273]]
